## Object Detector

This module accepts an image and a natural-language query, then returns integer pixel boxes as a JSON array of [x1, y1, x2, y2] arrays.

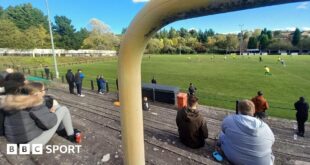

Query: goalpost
[[118, 0, 309, 164]]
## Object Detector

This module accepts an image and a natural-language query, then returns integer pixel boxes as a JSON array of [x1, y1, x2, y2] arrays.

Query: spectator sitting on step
[[0, 82, 80, 145], [142, 97, 150, 111], [219, 100, 275, 165], [176, 95, 208, 148]]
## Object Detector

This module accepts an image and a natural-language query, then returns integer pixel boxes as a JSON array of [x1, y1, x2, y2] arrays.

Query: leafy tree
[[0, 19, 23, 48], [292, 28, 301, 46], [252, 29, 262, 37], [24, 25, 50, 48], [161, 45, 177, 54], [267, 30, 272, 40], [168, 27, 178, 39], [189, 29, 198, 38], [4, 3, 48, 30], [214, 35, 227, 50], [300, 37, 310, 50], [225, 34, 239, 51], [159, 29, 168, 38], [193, 42, 206, 53], [0, 6, 3, 18], [204, 29, 215, 37], [267, 39, 293, 51], [259, 34, 269, 50], [146, 38, 164, 53], [53, 15, 77, 49], [273, 31, 281, 38], [163, 38, 174, 47], [248, 37, 258, 49], [197, 30, 206, 42], [179, 28, 189, 38], [83, 18, 119, 50], [74, 28, 89, 49]]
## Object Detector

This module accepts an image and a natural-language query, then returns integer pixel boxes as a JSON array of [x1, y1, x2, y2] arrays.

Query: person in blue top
[[98, 76, 106, 94], [75, 69, 85, 97]]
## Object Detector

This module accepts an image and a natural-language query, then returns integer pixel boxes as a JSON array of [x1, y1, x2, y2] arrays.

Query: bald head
[[238, 100, 255, 116]]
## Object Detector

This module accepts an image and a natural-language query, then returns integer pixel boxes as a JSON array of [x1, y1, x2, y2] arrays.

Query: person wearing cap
[[251, 91, 269, 119], [294, 97, 309, 137], [219, 100, 275, 165], [176, 95, 208, 148]]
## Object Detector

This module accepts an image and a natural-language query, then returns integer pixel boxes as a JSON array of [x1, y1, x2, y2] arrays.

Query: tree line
[[0, 3, 309, 53], [0, 4, 119, 50]]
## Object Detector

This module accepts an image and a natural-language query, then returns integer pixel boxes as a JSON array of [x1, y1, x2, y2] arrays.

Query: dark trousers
[[76, 83, 82, 95], [45, 73, 49, 80], [68, 82, 75, 94], [297, 119, 306, 135]]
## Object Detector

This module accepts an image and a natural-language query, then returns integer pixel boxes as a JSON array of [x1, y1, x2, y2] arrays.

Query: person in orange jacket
[[251, 91, 269, 119]]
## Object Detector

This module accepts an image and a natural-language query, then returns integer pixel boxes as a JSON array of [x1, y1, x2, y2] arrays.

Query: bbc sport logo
[[7, 144, 82, 155]]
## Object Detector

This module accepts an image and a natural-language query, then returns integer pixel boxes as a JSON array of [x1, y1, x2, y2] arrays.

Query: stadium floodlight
[[239, 24, 244, 56], [45, 0, 59, 79]]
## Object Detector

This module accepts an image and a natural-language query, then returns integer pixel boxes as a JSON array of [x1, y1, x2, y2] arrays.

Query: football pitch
[[1, 55, 309, 119]]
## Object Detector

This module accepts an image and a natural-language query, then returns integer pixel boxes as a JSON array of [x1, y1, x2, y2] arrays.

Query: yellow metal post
[[118, 0, 307, 164]]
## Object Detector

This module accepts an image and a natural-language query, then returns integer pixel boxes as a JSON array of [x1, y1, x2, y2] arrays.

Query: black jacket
[[294, 100, 309, 121], [0, 95, 57, 144], [188, 85, 197, 95], [66, 71, 75, 83]]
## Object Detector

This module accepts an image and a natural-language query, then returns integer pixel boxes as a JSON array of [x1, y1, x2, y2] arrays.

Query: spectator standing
[[151, 76, 157, 84], [219, 100, 275, 165], [65, 69, 75, 94], [188, 83, 197, 96], [294, 97, 309, 137], [98, 76, 106, 94], [116, 78, 119, 91], [75, 69, 85, 97], [251, 91, 269, 119], [96, 75, 100, 93], [176, 95, 208, 148], [44, 66, 50, 80]]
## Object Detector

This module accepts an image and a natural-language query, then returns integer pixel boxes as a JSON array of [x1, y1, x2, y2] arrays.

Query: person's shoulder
[[223, 114, 234, 123]]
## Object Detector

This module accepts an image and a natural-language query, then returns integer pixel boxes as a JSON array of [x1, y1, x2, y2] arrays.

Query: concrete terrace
[[0, 85, 309, 165]]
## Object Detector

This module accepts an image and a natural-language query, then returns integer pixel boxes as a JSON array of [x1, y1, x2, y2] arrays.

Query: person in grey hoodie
[[219, 100, 275, 165]]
